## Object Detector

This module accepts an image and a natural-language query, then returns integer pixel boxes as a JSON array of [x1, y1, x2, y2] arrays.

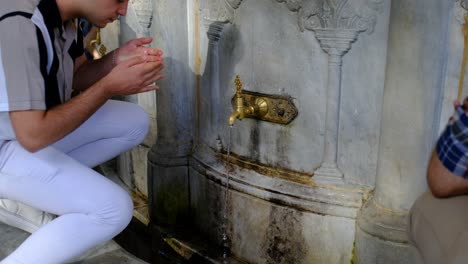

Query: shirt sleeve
[[0, 15, 46, 112], [436, 106, 468, 178]]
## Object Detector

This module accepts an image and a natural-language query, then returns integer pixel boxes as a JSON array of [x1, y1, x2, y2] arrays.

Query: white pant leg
[[0, 100, 148, 235], [0, 100, 149, 264], [0, 141, 133, 264], [52, 99, 150, 168]]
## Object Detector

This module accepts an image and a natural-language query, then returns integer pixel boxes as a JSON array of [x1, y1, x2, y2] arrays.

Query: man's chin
[[94, 22, 107, 29]]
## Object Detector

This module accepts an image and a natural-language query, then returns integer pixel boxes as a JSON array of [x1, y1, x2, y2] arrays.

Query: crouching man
[[0, 0, 164, 263]]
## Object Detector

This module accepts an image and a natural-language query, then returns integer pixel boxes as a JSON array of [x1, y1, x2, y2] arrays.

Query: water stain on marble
[[264, 206, 306, 264], [275, 125, 291, 169], [249, 122, 261, 161]]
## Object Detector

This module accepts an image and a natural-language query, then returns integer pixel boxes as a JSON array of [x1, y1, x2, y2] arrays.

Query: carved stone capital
[[225, 0, 244, 9], [314, 28, 359, 56], [207, 21, 228, 42], [463, 0, 468, 10], [200, 0, 383, 37], [200, 0, 244, 23], [455, 0, 468, 25], [126, 0, 153, 36], [276, 0, 384, 34]]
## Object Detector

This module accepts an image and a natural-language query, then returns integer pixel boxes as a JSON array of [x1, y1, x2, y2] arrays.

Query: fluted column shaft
[[314, 29, 358, 180], [323, 53, 342, 167], [207, 22, 227, 129]]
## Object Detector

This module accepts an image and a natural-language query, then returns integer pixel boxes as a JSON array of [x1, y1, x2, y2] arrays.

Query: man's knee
[[127, 104, 150, 143], [112, 101, 150, 144], [91, 188, 133, 233], [114, 191, 134, 232]]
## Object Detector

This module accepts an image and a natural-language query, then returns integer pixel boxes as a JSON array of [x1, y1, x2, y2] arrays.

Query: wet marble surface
[[0, 222, 148, 264]]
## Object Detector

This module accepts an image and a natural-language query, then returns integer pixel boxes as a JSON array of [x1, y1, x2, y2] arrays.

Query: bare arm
[[72, 25, 114, 91], [72, 50, 115, 92], [10, 80, 110, 152], [10, 56, 164, 152], [427, 150, 468, 198], [427, 97, 468, 198]]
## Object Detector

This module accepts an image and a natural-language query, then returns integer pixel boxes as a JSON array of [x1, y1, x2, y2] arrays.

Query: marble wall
[[112, 0, 468, 263], [197, 0, 389, 187]]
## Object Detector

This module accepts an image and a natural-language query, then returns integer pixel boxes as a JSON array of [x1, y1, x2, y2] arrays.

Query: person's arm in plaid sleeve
[[428, 98, 468, 197]]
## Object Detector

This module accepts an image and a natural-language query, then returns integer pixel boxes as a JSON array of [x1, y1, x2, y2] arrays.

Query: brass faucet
[[228, 75, 268, 126], [89, 29, 107, 58]]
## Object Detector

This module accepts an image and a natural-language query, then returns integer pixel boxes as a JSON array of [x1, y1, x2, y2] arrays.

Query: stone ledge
[[0, 222, 148, 263], [356, 198, 409, 244], [191, 145, 372, 219]]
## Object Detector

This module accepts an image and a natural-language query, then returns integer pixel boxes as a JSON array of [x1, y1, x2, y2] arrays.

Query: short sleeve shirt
[[0, 0, 84, 141], [436, 106, 468, 178]]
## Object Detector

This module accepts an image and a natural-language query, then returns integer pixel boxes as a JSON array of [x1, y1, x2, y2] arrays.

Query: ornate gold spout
[[228, 75, 268, 126], [89, 29, 107, 58]]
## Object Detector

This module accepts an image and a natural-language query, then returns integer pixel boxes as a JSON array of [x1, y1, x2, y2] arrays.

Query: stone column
[[147, 1, 193, 225], [118, 0, 155, 198], [355, 0, 452, 263], [287, 0, 384, 183], [206, 21, 228, 131], [313, 29, 358, 181]]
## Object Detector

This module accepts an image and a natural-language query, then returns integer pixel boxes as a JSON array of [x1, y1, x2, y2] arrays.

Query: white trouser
[[0, 100, 149, 264]]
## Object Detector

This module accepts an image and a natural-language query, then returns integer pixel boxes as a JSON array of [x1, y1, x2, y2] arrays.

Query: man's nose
[[118, 2, 128, 16], [118, 7, 127, 16]]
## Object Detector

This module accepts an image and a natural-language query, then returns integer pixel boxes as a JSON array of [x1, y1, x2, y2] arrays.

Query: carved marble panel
[[197, 0, 387, 183], [126, 0, 154, 35], [200, 0, 238, 23], [455, 0, 468, 24], [276, 0, 383, 33], [439, 0, 468, 133], [200, 0, 383, 34]]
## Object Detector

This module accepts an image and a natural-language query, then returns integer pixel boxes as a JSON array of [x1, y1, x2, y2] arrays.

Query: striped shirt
[[0, 0, 83, 141], [436, 106, 468, 178]]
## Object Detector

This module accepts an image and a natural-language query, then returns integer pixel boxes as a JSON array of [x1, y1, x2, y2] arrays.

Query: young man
[[427, 98, 468, 197], [0, 0, 164, 263]]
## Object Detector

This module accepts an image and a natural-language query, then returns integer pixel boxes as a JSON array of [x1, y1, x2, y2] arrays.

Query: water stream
[[222, 126, 233, 263]]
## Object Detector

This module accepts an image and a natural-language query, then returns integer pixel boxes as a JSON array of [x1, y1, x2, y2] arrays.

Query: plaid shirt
[[436, 106, 468, 178]]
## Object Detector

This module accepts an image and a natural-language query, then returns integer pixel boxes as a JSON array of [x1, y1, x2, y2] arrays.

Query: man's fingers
[[139, 37, 153, 44], [130, 37, 153, 46], [453, 97, 468, 113], [128, 85, 159, 96], [463, 96, 468, 111], [140, 47, 163, 58], [150, 49, 163, 56], [140, 85, 160, 93], [150, 73, 165, 83], [141, 73, 165, 88], [153, 74, 164, 82], [124, 56, 146, 67], [143, 53, 164, 62], [137, 60, 164, 75]]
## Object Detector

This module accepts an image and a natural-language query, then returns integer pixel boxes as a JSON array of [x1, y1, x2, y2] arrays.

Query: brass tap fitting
[[228, 75, 268, 126], [89, 29, 107, 58]]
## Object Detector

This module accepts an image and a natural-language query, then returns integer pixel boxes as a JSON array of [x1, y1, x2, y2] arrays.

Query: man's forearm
[[427, 150, 468, 197], [11, 54, 163, 153], [72, 50, 116, 92], [10, 80, 112, 152]]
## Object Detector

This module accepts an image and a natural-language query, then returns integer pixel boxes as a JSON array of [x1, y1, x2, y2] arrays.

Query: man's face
[[85, 0, 129, 28]]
